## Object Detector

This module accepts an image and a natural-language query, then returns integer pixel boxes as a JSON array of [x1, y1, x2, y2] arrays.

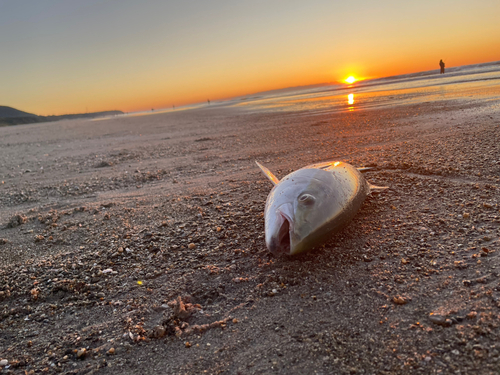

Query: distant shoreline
[[0, 107, 124, 126]]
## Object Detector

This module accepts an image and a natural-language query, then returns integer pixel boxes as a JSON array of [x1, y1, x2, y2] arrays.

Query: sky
[[1, 0, 499, 115]]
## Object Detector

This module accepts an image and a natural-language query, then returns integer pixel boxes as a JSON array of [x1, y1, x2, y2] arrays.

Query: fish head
[[265, 168, 346, 256]]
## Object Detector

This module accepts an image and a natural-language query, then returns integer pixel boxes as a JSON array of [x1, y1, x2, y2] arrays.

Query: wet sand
[[1, 98, 500, 374]]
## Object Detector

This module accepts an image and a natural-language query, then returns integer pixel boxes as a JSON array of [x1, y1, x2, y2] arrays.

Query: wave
[[231, 60, 500, 114]]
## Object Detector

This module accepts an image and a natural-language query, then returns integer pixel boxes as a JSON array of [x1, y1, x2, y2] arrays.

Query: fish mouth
[[268, 204, 294, 256]]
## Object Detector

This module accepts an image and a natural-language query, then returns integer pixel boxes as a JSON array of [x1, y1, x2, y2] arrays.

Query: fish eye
[[298, 194, 315, 205]]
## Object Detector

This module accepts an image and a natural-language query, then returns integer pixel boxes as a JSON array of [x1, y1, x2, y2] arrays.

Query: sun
[[345, 76, 356, 84]]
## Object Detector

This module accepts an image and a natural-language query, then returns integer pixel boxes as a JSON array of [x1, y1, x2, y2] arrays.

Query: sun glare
[[345, 76, 356, 84], [348, 93, 354, 105]]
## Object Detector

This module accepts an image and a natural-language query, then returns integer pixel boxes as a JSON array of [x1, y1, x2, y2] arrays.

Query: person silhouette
[[439, 59, 445, 74]]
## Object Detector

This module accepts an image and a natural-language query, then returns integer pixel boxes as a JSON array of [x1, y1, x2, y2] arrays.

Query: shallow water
[[232, 61, 500, 114], [117, 61, 500, 119]]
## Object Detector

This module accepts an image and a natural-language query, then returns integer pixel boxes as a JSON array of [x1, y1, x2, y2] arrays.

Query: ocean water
[[230, 61, 500, 114], [120, 61, 500, 119]]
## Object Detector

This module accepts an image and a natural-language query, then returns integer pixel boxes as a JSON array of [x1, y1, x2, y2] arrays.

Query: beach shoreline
[[1, 98, 500, 374]]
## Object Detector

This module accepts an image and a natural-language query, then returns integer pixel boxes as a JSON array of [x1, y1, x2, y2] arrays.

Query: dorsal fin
[[255, 161, 280, 186], [368, 182, 389, 194]]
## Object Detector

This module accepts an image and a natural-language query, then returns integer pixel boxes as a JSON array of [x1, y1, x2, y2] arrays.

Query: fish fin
[[368, 183, 389, 194], [357, 167, 374, 173], [255, 161, 280, 186]]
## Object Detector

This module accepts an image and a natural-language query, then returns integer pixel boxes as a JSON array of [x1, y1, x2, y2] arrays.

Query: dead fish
[[256, 160, 388, 256]]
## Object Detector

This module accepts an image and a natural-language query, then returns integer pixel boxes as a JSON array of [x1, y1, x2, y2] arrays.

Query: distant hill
[[45, 111, 124, 122], [0, 106, 38, 118], [0, 106, 124, 126]]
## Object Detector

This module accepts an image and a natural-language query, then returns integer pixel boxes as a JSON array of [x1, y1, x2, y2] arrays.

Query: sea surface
[[231, 61, 500, 114], [123, 61, 500, 118]]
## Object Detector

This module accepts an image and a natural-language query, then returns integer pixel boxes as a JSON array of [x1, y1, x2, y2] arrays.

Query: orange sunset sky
[[1, 0, 499, 116]]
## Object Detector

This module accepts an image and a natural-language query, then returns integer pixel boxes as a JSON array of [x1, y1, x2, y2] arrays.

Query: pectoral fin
[[368, 182, 389, 194], [357, 167, 374, 173], [256, 161, 280, 186]]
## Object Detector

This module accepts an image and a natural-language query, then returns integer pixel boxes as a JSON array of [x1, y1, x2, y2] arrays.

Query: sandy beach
[[1, 97, 500, 374]]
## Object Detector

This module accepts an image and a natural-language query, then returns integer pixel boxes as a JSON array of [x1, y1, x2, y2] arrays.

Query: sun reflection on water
[[347, 93, 355, 111]]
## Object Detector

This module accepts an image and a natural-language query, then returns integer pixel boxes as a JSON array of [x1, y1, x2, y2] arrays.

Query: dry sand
[[1, 99, 500, 374]]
